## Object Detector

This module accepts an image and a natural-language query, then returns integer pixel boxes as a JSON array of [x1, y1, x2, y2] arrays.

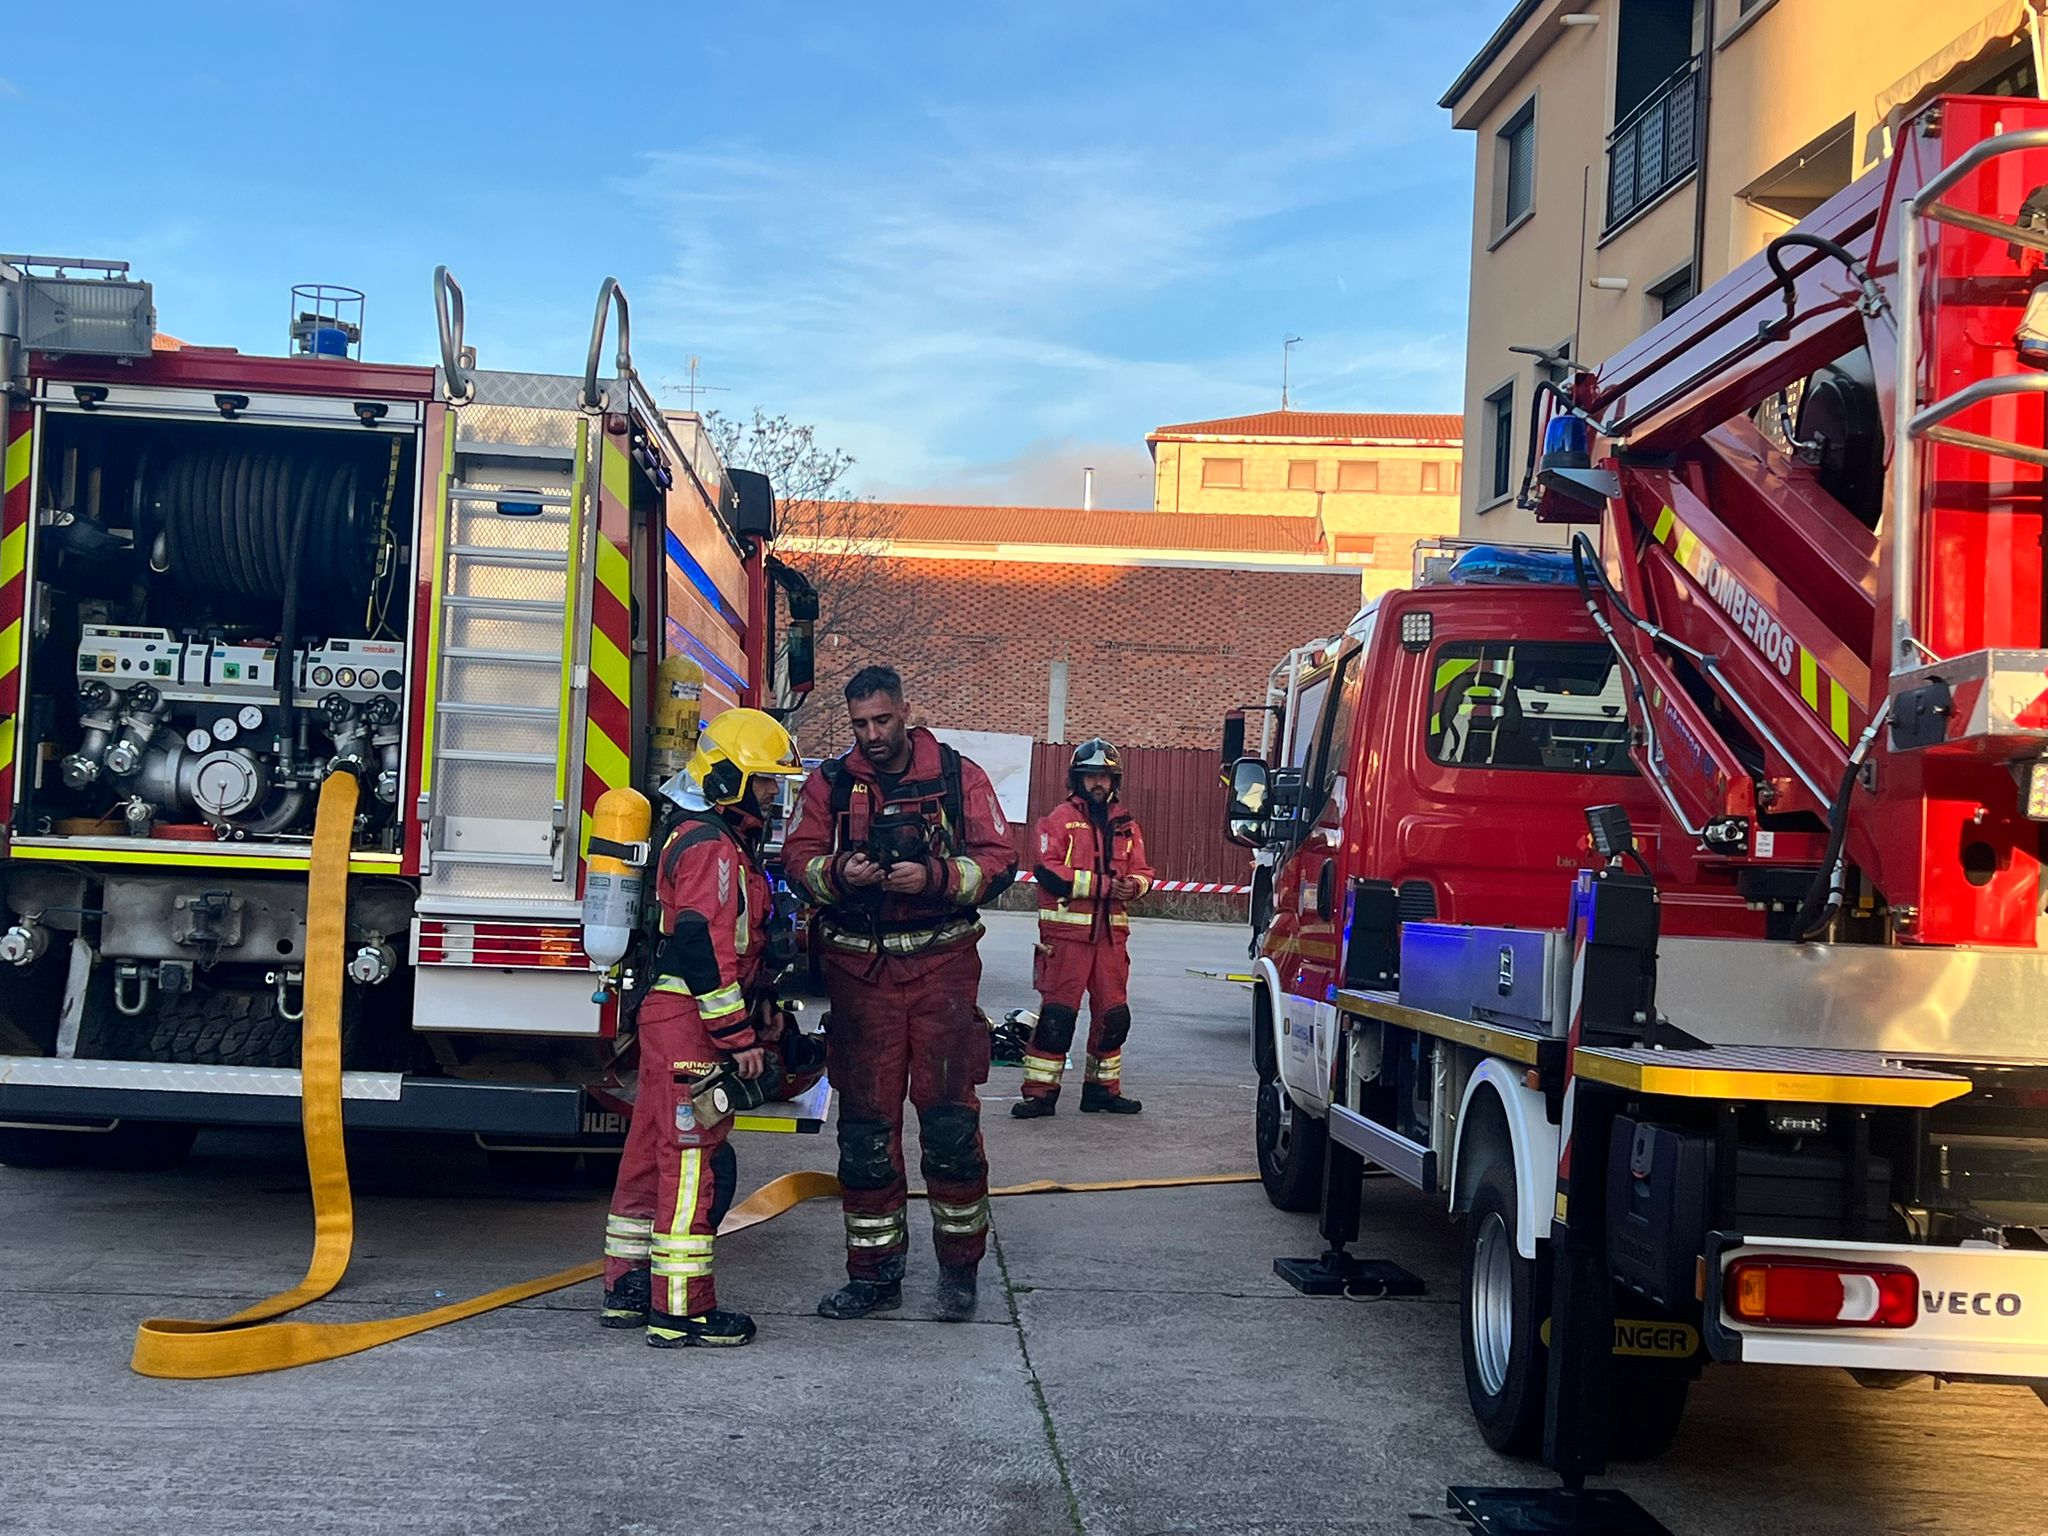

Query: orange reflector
[[1724, 1257, 1918, 1328]]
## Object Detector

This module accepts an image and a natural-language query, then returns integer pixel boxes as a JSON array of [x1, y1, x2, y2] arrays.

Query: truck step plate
[[1572, 1043, 1970, 1108], [1448, 1486, 1673, 1536]]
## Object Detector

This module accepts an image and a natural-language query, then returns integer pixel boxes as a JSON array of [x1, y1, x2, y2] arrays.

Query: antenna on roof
[[1282, 335, 1303, 410]]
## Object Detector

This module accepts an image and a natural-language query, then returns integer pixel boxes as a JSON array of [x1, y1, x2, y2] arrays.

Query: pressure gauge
[[186, 728, 213, 752], [238, 704, 265, 731], [212, 715, 239, 743]]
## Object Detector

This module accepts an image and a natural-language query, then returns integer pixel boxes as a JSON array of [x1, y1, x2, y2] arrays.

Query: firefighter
[[599, 707, 803, 1348], [783, 666, 1019, 1323], [1014, 738, 1154, 1118]]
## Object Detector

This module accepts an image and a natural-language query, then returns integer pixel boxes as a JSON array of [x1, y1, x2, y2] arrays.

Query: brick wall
[[791, 556, 1363, 756]]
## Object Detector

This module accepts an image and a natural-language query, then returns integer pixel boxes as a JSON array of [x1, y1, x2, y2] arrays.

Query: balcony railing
[[1606, 59, 1701, 230]]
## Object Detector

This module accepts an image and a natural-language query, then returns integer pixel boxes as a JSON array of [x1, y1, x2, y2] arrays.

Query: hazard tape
[[129, 775, 1257, 1379], [1016, 873, 1250, 895]]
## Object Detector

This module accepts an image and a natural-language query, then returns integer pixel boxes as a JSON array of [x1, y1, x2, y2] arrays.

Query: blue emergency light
[[1542, 413, 1592, 470]]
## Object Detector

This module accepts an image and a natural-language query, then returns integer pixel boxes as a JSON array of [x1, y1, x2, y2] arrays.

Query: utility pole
[[1283, 335, 1302, 410]]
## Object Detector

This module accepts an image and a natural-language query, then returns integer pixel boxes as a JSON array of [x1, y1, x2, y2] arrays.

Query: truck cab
[[1227, 542, 1755, 1205]]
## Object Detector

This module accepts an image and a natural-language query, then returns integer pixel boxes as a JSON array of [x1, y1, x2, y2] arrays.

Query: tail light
[[1724, 1257, 1919, 1328]]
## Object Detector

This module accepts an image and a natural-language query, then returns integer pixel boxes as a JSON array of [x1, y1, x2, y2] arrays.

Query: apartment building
[[1445, 0, 2045, 541], [1146, 409, 1462, 597]]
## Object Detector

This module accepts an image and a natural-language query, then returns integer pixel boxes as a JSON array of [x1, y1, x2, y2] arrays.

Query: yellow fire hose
[[130, 774, 1255, 1380]]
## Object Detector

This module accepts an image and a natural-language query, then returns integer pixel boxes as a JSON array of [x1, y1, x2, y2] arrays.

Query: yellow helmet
[[687, 707, 802, 805]]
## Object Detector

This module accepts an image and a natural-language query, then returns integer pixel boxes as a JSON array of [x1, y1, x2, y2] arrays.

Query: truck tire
[[1256, 1064, 1327, 1212], [0, 1126, 91, 1168], [1461, 1162, 1548, 1456], [86, 989, 360, 1070], [1606, 1370, 1689, 1460], [93, 1121, 200, 1172]]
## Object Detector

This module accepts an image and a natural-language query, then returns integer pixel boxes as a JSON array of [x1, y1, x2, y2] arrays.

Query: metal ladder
[[422, 395, 588, 911]]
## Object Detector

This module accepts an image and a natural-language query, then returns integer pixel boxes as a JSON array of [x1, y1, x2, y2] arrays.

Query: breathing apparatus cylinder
[[582, 786, 652, 972], [649, 655, 706, 787]]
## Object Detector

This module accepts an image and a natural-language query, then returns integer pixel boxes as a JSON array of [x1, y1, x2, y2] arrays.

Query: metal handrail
[[1605, 56, 1700, 145], [1890, 127, 2048, 674], [580, 277, 632, 413], [432, 265, 473, 405]]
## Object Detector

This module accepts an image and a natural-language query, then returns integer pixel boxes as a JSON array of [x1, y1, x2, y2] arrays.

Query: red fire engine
[[1226, 94, 2048, 1509], [0, 258, 813, 1172]]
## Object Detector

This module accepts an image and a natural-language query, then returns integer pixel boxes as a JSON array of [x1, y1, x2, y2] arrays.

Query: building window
[[1647, 266, 1695, 321], [1607, 0, 1701, 231], [1484, 383, 1515, 503], [1335, 460, 1380, 493], [1287, 460, 1318, 491], [1201, 457, 1244, 489], [1495, 97, 1537, 238], [1333, 534, 1377, 564], [1421, 462, 1443, 494]]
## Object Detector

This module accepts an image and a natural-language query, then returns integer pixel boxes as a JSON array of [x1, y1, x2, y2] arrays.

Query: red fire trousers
[[1021, 934, 1132, 1099], [823, 943, 991, 1280], [604, 995, 734, 1318]]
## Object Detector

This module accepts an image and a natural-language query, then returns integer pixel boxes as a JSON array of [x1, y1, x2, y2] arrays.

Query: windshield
[[1425, 641, 1633, 774]]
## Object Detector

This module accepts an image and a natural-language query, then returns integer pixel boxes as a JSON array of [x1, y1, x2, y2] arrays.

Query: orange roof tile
[[792, 501, 1327, 558], [1147, 410, 1462, 444]]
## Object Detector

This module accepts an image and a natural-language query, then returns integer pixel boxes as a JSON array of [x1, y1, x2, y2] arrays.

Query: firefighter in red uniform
[[783, 666, 1018, 1323], [1014, 738, 1153, 1118], [599, 707, 803, 1348]]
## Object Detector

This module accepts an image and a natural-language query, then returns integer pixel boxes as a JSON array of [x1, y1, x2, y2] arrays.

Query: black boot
[[600, 1267, 650, 1329], [647, 1307, 756, 1348], [817, 1278, 904, 1320], [1010, 1094, 1057, 1119], [1081, 1083, 1142, 1115], [934, 1265, 978, 1322]]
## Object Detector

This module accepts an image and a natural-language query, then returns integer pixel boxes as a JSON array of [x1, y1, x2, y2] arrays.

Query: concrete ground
[[4, 909, 2045, 1536]]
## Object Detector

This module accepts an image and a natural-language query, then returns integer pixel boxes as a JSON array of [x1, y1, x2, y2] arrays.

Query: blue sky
[[4, 3, 1502, 509]]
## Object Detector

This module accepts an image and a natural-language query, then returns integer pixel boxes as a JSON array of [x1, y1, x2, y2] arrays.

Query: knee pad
[[837, 1114, 895, 1191], [707, 1141, 738, 1230], [1032, 1004, 1079, 1054], [918, 1103, 985, 1182], [1097, 1005, 1132, 1051]]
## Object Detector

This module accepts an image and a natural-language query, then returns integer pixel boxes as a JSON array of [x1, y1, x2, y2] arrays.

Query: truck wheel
[[0, 1126, 91, 1168], [1461, 1162, 1547, 1456], [1607, 1370, 1689, 1460], [93, 1121, 200, 1172], [1256, 1066, 1326, 1212]]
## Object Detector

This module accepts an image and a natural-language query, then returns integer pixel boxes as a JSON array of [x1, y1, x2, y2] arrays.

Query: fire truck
[[1225, 94, 2048, 1495], [0, 257, 814, 1172]]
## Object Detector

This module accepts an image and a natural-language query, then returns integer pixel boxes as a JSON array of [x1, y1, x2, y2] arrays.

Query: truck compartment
[[14, 409, 418, 853]]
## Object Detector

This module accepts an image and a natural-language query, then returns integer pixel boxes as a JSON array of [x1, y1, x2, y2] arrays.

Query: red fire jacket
[[784, 727, 1018, 956], [647, 810, 768, 1054], [1032, 793, 1154, 944]]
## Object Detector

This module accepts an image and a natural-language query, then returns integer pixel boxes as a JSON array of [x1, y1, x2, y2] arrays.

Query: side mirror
[[1220, 711, 1247, 780], [785, 621, 816, 696], [1225, 756, 1272, 847]]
